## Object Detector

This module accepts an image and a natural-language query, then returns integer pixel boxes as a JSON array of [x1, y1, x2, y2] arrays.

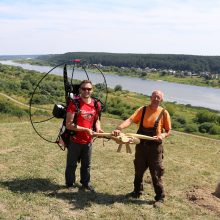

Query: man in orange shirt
[[112, 90, 171, 203]]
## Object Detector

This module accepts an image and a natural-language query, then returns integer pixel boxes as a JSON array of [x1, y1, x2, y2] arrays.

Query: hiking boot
[[81, 184, 96, 192], [126, 191, 142, 198]]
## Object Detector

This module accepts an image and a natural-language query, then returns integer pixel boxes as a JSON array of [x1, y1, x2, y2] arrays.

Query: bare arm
[[155, 110, 172, 142], [65, 112, 93, 136], [95, 119, 104, 133], [154, 129, 171, 142], [112, 118, 133, 136]]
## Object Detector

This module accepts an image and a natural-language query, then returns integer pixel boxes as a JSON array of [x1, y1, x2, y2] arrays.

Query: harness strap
[[153, 108, 165, 130], [71, 98, 101, 131], [72, 98, 80, 125], [139, 106, 165, 130], [140, 106, 147, 127], [93, 98, 101, 119]]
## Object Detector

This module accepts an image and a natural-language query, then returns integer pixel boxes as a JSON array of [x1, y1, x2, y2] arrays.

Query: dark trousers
[[65, 141, 92, 187], [133, 141, 165, 198]]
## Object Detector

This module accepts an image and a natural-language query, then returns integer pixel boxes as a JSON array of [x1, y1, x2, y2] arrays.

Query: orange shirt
[[129, 106, 171, 136]]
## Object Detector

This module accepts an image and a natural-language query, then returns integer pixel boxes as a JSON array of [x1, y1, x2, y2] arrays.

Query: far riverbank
[[1, 60, 220, 111]]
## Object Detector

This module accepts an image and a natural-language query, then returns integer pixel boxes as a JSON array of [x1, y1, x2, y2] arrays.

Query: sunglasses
[[81, 87, 92, 91]]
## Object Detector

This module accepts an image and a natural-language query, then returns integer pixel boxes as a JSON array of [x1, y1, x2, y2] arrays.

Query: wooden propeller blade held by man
[[93, 132, 155, 153]]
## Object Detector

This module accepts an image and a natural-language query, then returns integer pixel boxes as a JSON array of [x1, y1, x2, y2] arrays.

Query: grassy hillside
[[0, 119, 220, 220], [1, 63, 220, 139]]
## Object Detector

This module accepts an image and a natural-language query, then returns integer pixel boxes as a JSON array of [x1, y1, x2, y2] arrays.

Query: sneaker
[[126, 191, 142, 198], [81, 184, 96, 192]]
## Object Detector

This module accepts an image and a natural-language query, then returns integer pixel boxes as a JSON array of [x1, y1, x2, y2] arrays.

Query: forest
[[36, 52, 220, 73]]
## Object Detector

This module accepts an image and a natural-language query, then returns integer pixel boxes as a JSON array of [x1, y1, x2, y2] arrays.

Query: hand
[[112, 129, 121, 136], [86, 128, 94, 137], [153, 135, 163, 143]]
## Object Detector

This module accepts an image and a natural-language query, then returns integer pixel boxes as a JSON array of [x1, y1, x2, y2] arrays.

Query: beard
[[81, 94, 90, 99]]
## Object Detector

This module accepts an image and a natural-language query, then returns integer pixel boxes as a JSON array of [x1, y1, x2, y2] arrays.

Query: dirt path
[[0, 92, 49, 111], [0, 92, 30, 108]]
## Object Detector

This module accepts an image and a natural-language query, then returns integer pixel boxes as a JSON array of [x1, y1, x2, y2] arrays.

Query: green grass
[[1, 118, 220, 219], [144, 72, 220, 88]]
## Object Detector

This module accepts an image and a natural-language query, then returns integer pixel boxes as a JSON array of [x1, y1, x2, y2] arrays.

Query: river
[[1, 60, 220, 111]]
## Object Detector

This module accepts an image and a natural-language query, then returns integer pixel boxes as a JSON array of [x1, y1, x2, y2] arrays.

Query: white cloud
[[0, 0, 220, 55]]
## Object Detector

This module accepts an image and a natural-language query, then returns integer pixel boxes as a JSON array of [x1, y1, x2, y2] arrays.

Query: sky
[[1, 0, 220, 56]]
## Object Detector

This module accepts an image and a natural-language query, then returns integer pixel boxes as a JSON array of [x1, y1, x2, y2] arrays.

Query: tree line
[[36, 52, 220, 73]]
